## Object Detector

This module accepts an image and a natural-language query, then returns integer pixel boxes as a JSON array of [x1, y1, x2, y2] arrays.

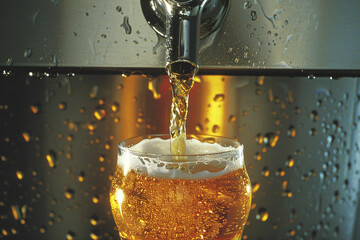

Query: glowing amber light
[[16, 171, 23, 180]]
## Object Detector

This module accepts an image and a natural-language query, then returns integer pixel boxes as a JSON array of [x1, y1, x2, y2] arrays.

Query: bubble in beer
[[213, 94, 225, 102], [22, 132, 31, 142], [256, 208, 269, 222], [94, 109, 106, 120]]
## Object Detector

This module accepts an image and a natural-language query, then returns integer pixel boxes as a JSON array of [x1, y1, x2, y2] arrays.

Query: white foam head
[[118, 138, 244, 180]]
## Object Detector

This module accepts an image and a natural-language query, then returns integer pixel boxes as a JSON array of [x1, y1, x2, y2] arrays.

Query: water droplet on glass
[[212, 125, 220, 133], [252, 183, 260, 193], [308, 74, 316, 79], [90, 86, 98, 98], [310, 110, 318, 121], [6, 57, 13, 66], [213, 94, 225, 102], [101, 34, 107, 38], [256, 208, 269, 222], [22, 132, 31, 142], [92, 194, 100, 204], [90, 216, 99, 226], [309, 128, 317, 136], [228, 115, 236, 123], [94, 109, 106, 120], [30, 105, 39, 114], [254, 152, 261, 161], [46, 152, 56, 168], [58, 102, 67, 110], [66, 231, 76, 240], [250, 11, 257, 21], [90, 231, 100, 240], [16, 171, 24, 180], [121, 16, 132, 34], [327, 135, 334, 148], [64, 188, 75, 199], [195, 123, 203, 133], [286, 156, 294, 168], [244, 1, 252, 9], [111, 102, 120, 112], [24, 49, 32, 58], [288, 125, 296, 138], [264, 133, 279, 147], [116, 6, 122, 12]]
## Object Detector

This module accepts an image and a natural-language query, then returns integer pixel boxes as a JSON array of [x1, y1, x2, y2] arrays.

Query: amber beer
[[110, 135, 252, 240]]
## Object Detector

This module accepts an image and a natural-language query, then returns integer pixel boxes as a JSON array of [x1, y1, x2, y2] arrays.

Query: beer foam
[[118, 138, 244, 180]]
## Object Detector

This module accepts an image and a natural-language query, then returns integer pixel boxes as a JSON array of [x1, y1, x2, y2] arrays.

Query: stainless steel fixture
[[0, 1, 360, 240]]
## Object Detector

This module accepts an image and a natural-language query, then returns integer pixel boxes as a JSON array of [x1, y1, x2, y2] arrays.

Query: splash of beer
[[167, 64, 196, 158]]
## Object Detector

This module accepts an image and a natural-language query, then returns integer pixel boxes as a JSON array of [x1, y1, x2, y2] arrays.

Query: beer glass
[[110, 134, 251, 240]]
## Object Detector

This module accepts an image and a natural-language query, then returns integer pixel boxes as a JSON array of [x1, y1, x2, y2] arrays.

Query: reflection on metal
[[0, 0, 359, 71], [1, 73, 359, 239]]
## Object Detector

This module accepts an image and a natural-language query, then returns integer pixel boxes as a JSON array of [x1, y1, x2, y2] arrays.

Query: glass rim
[[118, 134, 243, 159]]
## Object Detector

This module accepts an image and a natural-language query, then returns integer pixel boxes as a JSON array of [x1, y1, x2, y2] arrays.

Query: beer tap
[[141, 0, 231, 74]]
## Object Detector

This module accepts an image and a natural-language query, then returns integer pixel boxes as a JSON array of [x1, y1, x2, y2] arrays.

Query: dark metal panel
[[0, 0, 359, 70]]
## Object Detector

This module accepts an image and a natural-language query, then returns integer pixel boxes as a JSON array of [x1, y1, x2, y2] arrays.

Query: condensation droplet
[[195, 123, 203, 133], [116, 6, 122, 12], [46, 152, 56, 168], [256, 208, 269, 222], [22, 132, 31, 142], [213, 94, 225, 102], [92, 194, 100, 204], [212, 125, 220, 133], [24, 48, 33, 58], [250, 11, 257, 21], [252, 183, 260, 193], [111, 102, 120, 112], [30, 105, 39, 114], [288, 125, 296, 138], [244, 1, 252, 9], [90, 216, 99, 226], [58, 102, 67, 110], [310, 110, 318, 121], [16, 171, 24, 180], [228, 115, 236, 123], [121, 16, 132, 35], [90, 86, 98, 98], [64, 188, 75, 199], [66, 231, 76, 240], [94, 109, 106, 120]]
